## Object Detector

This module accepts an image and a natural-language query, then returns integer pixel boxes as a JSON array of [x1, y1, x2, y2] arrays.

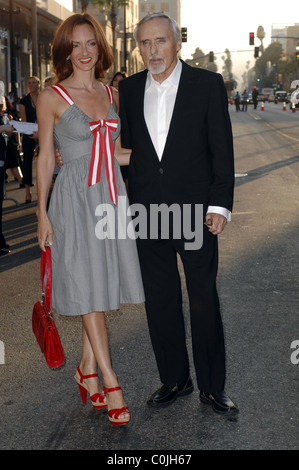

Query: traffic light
[[181, 27, 187, 43], [249, 32, 254, 46], [254, 47, 259, 58], [257, 77, 261, 82], [209, 51, 214, 62], [296, 51, 299, 61]]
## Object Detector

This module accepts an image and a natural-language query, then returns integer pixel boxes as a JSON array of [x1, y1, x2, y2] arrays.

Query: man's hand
[[55, 148, 64, 168], [204, 213, 227, 235]]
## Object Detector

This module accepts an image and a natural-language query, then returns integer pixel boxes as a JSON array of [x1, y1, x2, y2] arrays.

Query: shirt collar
[[146, 59, 182, 91]]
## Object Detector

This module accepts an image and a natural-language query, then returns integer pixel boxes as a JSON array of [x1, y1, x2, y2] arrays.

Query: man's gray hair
[[134, 13, 182, 44]]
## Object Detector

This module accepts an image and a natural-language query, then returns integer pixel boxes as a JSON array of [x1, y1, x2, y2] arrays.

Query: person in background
[[19, 76, 40, 203], [252, 87, 258, 110], [0, 97, 23, 187], [110, 71, 127, 90], [0, 94, 14, 256], [234, 91, 240, 112], [241, 89, 249, 111], [44, 75, 55, 88]]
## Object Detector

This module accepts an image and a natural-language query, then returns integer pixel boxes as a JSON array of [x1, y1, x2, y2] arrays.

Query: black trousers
[[137, 228, 226, 393], [22, 138, 35, 186]]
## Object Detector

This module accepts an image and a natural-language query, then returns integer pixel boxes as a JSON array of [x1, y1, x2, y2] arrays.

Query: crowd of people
[[233, 87, 259, 112], [2, 12, 239, 427]]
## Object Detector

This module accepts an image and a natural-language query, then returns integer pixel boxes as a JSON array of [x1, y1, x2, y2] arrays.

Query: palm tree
[[91, 0, 128, 73], [257, 25, 266, 54]]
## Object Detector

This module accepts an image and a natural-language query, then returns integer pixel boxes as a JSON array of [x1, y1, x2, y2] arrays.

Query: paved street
[[0, 102, 298, 454]]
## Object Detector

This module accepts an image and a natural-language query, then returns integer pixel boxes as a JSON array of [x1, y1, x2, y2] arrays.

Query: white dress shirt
[[144, 59, 230, 221]]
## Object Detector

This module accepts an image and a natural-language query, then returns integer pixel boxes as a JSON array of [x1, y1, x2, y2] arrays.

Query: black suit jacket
[[119, 60, 234, 212]]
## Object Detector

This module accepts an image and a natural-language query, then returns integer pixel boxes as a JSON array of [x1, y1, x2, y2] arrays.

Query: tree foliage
[[256, 25, 265, 53], [82, 0, 128, 72], [221, 49, 237, 91], [185, 47, 217, 72], [80, 0, 127, 13]]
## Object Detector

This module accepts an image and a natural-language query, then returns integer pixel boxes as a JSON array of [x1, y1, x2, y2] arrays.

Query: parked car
[[246, 93, 253, 104], [261, 88, 274, 101], [274, 91, 288, 103], [289, 90, 299, 109]]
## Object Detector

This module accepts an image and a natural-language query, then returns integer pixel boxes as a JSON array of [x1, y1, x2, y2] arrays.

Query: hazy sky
[[180, 0, 298, 85]]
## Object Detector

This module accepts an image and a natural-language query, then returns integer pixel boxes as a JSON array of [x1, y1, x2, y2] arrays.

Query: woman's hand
[[0, 124, 14, 137], [114, 134, 131, 166], [55, 148, 64, 168], [37, 214, 53, 251]]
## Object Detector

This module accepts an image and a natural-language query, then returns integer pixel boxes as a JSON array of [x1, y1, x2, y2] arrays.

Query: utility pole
[[123, 3, 127, 72], [31, 0, 38, 76], [9, 0, 17, 93]]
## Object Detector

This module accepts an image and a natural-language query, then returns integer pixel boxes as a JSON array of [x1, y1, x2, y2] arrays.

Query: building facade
[[0, 0, 73, 96], [139, 0, 180, 25], [272, 23, 299, 59], [0, 0, 182, 97]]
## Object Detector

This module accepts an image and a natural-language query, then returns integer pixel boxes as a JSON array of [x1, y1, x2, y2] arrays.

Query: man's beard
[[148, 55, 166, 75]]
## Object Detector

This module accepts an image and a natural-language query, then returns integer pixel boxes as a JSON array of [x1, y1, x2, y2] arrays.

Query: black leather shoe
[[199, 391, 239, 414], [0, 247, 11, 256], [147, 377, 194, 406]]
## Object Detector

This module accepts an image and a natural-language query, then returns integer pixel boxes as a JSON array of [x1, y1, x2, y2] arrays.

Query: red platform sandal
[[103, 386, 131, 426], [75, 366, 107, 410]]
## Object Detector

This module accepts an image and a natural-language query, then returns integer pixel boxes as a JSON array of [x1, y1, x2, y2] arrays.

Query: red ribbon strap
[[88, 119, 118, 205]]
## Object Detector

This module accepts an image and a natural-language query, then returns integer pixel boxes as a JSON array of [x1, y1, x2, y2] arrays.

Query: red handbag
[[32, 246, 65, 368]]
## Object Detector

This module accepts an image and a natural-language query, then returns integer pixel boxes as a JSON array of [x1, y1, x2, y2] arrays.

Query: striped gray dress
[[47, 84, 144, 316]]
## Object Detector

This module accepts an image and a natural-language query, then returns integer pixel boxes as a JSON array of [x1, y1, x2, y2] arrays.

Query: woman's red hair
[[52, 13, 114, 82]]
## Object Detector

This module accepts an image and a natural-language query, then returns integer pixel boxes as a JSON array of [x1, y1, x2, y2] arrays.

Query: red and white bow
[[88, 119, 118, 205]]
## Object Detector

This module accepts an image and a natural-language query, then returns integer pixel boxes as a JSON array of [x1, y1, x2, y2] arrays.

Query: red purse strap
[[40, 246, 52, 310]]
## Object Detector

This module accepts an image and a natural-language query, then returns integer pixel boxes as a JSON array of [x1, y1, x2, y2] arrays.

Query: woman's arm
[[36, 89, 56, 251], [110, 87, 131, 166], [19, 103, 27, 122], [114, 134, 131, 166]]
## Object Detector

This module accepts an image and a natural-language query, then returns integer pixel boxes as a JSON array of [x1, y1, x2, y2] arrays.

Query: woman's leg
[[80, 311, 129, 419], [10, 167, 23, 184]]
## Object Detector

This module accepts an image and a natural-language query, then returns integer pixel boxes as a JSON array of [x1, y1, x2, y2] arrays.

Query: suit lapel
[[161, 60, 194, 161], [136, 71, 160, 160]]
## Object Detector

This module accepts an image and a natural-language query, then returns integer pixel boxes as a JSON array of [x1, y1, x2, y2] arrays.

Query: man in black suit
[[119, 13, 238, 414]]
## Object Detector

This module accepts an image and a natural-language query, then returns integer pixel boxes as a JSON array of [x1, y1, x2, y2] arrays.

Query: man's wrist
[[207, 206, 231, 222]]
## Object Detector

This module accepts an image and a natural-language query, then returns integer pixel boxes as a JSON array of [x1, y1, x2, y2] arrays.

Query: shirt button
[[159, 168, 164, 174]]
